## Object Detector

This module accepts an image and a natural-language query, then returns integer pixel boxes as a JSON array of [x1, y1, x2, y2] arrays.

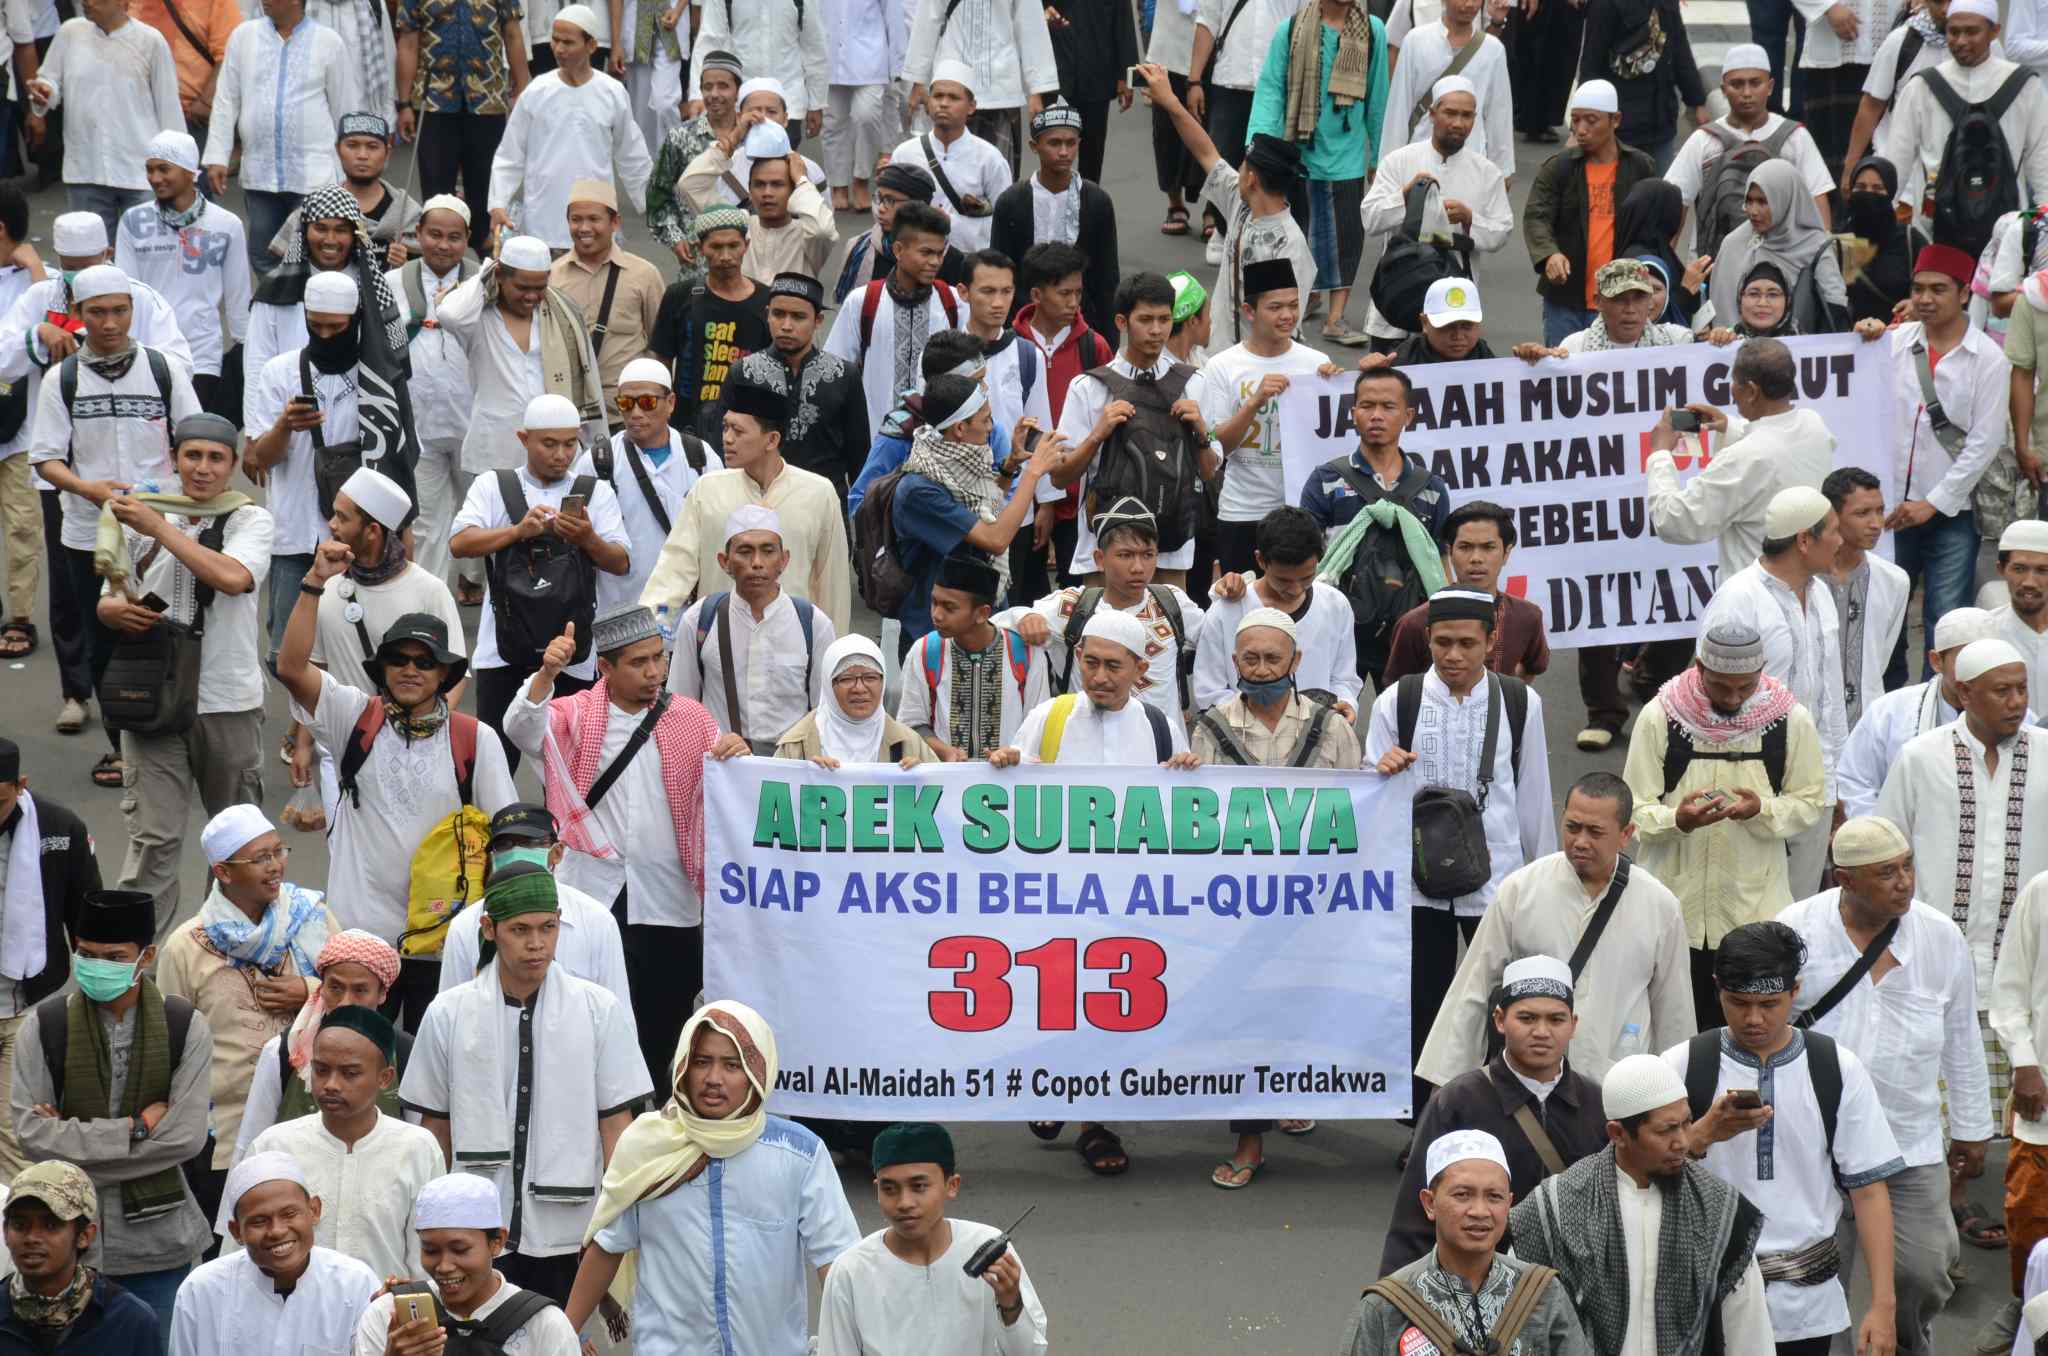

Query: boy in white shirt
[[1193, 506, 1360, 715], [892, 61, 1011, 255]]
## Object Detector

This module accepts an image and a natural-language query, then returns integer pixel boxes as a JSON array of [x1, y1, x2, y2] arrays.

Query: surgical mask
[[491, 845, 552, 874], [60, 269, 77, 288], [1236, 673, 1294, 703], [73, 955, 139, 1003]]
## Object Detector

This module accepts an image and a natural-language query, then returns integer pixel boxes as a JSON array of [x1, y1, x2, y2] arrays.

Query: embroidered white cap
[[200, 804, 274, 865], [737, 76, 788, 108], [1569, 79, 1619, 115], [521, 393, 582, 431], [724, 504, 783, 545], [1955, 637, 2027, 684], [552, 3, 601, 36], [304, 269, 360, 316], [1601, 1053, 1690, 1121], [1080, 608, 1149, 660], [1236, 606, 1297, 641], [498, 235, 552, 272], [223, 1151, 309, 1222], [52, 212, 107, 257], [144, 129, 201, 174], [930, 59, 978, 97], [1933, 606, 1997, 653], [1431, 74, 1477, 107], [413, 1173, 503, 1230], [419, 193, 472, 228], [1950, 0, 1999, 22], [1764, 484, 1833, 539], [1423, 1128, 1511, 1184], [340, 466, 412, 532], [1500, 954, 1573, 1006]]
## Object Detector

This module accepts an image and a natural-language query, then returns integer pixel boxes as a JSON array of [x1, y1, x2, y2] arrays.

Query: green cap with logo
[[1595, 258, 1657, 299], [8, 1161, 97, 1223]]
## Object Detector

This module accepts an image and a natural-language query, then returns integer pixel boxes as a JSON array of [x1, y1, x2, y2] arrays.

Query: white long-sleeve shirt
[[690, 0, 828, 113], [2004, 0, 2048, 76], [668, 589, 832, 743], [1994, 604, 2048, 722], [1837, 679, 1958, 819], [203, 17, 356, 193], [1359, 138, 1511, 339], [817, 1223, 1050, 1356], [572, 430, 722, 616], [1615, 1168, 1777, 1356], [904, 0, 1058, 109], [1193, 0, 1290, 90], [246, 348, 358, 555], [1191, 577, 1360, 712], [1865, 23, 1957, 156], [1992, 873, 2048, 1144], [170, 1248, 380, 1356], [433, 271, 606, 474], [387, 260, 476, 447], [1379, 25, 1514, 182], [114, 200, 252, 379], [35, 17, 182, 189], [1700, 562, 1851, 799], [1887, 321, 2010, 517], [1015, 691, 1191, 762], [822, 0, 906, 87], [890, 129, 1009, 253], [488, 69, 654, 250], [1780, 892, 1993, 1165], [678, 146, 839, 283], [1643, 407, 1836, 584], [1889, 56, 2048, 226], [1046, 351, 1217, 574], [438, 879, 633, 999], [1365, 670, 1558, 918], [1147, 0, 1199, 72], [995, 583, 1206, 721], [231, 1112, 443, 1286], [1791, 0, 1894, 68]]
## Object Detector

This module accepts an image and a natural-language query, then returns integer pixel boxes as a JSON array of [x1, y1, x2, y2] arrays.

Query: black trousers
[[180, 1135, 226, 1262], [45, 493, 89, 704], [1202, 86, 1257, 230], [59, 543, 120, 752], [1691, 945, 1723, 1031], [1776, 1339, 1837, 1356], [1151, 73, 1203, 199], [1070, 96, 1111, 186], [473, 665, 594, 775], [1411, 906, 1479, 1113], [498, 1250, 581, 1304], [378, 956, 443, 1034], [1213, 518, 1261, 577], [1229, 1120, 1273, 1134], [417, 111, 509, 256], [1507, 0, 1585, 134], [612, 892, 703, 1098]]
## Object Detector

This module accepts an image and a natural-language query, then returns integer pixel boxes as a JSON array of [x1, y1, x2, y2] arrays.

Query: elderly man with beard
[[565, 1002, 860, 1352], [1991, 519, 2048, 708], [1512, 1053, 1773, 1355], [1381, 958, 1610, 1272], [1779, 816, 1992, 1351], [1347, 1130, 1592, 1355]]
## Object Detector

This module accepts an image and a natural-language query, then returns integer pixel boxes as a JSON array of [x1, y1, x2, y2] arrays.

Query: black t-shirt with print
[[651, 279, 771, 439]]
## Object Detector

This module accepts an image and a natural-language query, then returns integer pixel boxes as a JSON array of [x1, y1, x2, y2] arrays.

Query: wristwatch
[[130, 1117, 149, 1143]]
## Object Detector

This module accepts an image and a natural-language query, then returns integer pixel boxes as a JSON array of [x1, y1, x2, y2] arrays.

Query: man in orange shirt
[[129, 0, 240, 139], [1522, 79, 1659, 345]]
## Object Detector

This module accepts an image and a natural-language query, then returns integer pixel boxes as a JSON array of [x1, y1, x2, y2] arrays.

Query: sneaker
[[1205, 234, 1225, 266], [1575, 726, 1614, 752], [55, 698, 86, 734]]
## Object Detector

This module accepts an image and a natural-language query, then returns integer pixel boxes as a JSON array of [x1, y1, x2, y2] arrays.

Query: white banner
[[703, 758, 1416, 1121], [1279, 334, 1899, 649]]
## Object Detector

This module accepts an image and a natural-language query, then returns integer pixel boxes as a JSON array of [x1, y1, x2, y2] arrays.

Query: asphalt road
[[0, 72, 2022, 1353]]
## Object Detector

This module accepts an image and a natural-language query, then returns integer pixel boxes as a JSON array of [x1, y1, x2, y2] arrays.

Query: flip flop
[[1211, 1159, 1263, 1189], [0, 621, 35, 658], [92, 753, 123, 788], [1279, 1119, 1317, 1136]]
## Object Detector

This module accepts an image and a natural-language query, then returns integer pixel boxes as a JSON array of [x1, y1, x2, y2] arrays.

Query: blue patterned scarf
[[197, 882, 332, 975]]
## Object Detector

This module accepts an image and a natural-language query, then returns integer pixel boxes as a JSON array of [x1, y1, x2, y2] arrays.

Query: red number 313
[[927, 936, 1169, 1033]]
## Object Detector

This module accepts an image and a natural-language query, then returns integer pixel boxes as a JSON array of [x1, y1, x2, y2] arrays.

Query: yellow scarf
[[93, 489, 254, 594], [583, 1000, 777, 1305]]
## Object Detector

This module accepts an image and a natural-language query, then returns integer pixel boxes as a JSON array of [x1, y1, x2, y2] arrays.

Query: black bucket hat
[[366, 612, 468, 694]]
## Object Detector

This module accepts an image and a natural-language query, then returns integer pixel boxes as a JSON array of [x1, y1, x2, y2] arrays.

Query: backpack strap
[[1146, 583, 1192, 713], [1142, 701, 1173, 763], [1892, 27, 1925, 105], [38, 991, 194, 1107], [449, 712, 479, 806], [1357, 1278, 1467, 1353], [858, 279, 885, 355], [336, 697, 390, 809], [1017, 339, 1038, 406], [921, 629, 944, 703], [1328, 457, 1383, 507], [679, 430, 709, 473], [1491, 1264, 1561, 1351], [1806, 1029, 1844, 1165], [792, 597, 817, 695], [1040, 692, 1080, 761], [1197, 710, 1253, 765], [1987, 66, 2037, 123], [496, 468, 530, 524], [1762, 719, 1788, 793], [468, 1287, 560, 1346], [1004, 627, 1031, 705], [400, 258, 429, 337], [1796, 914, 1900, 1031], [1661, 718, 1695, 798], [146, 348, 171, 408], [1917, 67, 1968, 124], [1059, 587, 1103, 692], [592, 438, 615, 483], [1473, 674, 1505, 810], [585, 694, 668, 810], [936, 279, 960, 329], [58, 353, 75, 407], [1499, 674, 1528, 781], [1763, 118, 1801, 157], [1684, 1029, 1723, 1121], [1395, 672, 1424, 752], [1288, 701, 1332, 767], [618, 440, 674, 537]]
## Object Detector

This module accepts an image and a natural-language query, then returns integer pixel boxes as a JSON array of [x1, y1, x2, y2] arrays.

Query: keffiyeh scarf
[[1282, 0, 1374, 143], [906, 425, 1011, 594], [196, 881, 332, 977], [1658, 667, 1798, 745], [542, 680, 720, 895]]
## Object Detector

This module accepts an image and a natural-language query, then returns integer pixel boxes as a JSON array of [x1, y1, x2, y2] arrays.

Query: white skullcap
[[419, 193, 472, 228], [498, 235, 552, 272], [930, 59, 978, 96], [737, 76, 788, 107], [69, 265, 130, 302], [1431, 75, 1477, 106], [1080, 608, 1149, 659], [224, 1151, 309, 1220], [200, 804, 275, 865], [1570, 79, 1619, 114], [743, 120, 793, 161], [412, 1173, 503, 1231], [618, 357, 673, 391], [340, 466, 411, 531], [1235, 606, 1298, 641], [551, 2, 601, 35], [1950, 0, 1999, 22], [1423, 1129, 1510, 1184], [303, 269, 360, 316], [521, 393, 582, 431], [1721, 42, 1770, 74], [1601, 1053, 1690, 1121], [143, 129, 200, 174], [1832, 815, 1911, 868], [724, 504, 783, 544], [2001, 520, 2048, 555], [1500, 954, 1573, 1006], [1934, 606, 1997, 653], [1956, 637, 2027, 683], [52, 212, 106, 257], [1764, 485, 1833, 539]]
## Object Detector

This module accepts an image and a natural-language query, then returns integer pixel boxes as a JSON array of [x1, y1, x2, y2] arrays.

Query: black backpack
[[1086, 364, 1204, 554], [1059, 583, 1192, 713], [36, 990, 195, 1104], [444, 1288, 561, 1355], [1660, 718, 1788, 795], [1328, 460, 1435, 672], [485, 471, 599, 672], [1693, 120, 1801, 263], [1920, 66, 2035, 260], [1367, 181, 1471, 333], [1396, 671, 1529, 901], [1684, 1028, 1843, 1180], [852, 466, 916, 616]]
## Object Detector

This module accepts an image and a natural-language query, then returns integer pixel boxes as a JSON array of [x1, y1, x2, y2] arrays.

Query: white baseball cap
[[1423, 277, 1482, 326]]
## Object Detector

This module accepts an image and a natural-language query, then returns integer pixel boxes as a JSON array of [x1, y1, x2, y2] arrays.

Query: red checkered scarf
[[286, 929, 401, 1075], [542, 680, 717, 895], [1657, 666, 1798, 745]]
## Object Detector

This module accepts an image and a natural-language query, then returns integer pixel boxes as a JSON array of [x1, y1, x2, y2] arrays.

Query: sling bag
[[1511, 1102, 1568, 1175], [1794, 916, 1901, 1030], [584, 693, 668, 810], [921, 133, 992, 219], [1912, 340, 1968, 455], [1481, 856, 1632, 1061], [96, 509, 234, 737], [587, 263, 622, 352], [1360, 1263, 1559, 1356], [1408, 32, 1481, 128], [300, 350, 365, 520]]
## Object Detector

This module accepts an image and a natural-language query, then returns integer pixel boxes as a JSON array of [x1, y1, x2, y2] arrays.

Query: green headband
[[483, 868, 559, 922]]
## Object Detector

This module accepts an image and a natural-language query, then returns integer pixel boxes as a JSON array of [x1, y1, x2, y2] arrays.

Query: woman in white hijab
[[774, 636, 936, 768], [1708, 159, 1848, 332]]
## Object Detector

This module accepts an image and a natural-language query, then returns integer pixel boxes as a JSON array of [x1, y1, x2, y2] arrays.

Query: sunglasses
[[616, 393, 666, 413], [383, 652, 444, 672]]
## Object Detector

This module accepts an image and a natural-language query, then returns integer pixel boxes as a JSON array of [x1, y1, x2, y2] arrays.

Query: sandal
[[1074, 1124, 1129, 1176], [456, 581, 485, 607], [0, 621, 34, 659], [1954, 1199, 2009, 1249], [92, 753, 123, 788], [1161, 206, 1190, 236], [1028, 1121, 1064, 1141], [1279, 1119, 1317, 1136], [1211, 1158, 1262, 1189]]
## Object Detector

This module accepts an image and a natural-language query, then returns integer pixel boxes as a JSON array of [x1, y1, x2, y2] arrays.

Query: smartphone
[[139, 592, 169, 613], [1699, 789, 1728, 809], [1127, 65, 1142, 87], [1669, 409, 1700, 433], [1020, 426, 1043, 455], [289, 393, 318, 411], [1728, 1088, 1764, 1111], [560, 493, 588, 517], [391, 1282, 439, 1328]]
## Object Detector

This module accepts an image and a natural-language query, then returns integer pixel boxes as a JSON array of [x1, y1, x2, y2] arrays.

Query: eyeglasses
[[225, 846, 290, 868], [382, 652, 444, 672], [616, 393, 666, 413], [832, 670, 883, 688]]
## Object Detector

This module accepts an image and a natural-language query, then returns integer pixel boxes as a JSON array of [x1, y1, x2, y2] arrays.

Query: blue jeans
[[116, 1263, 189, 1353], [65, 185, 148, 244], [1747, 0, 1808, 116], [265, 551, 314, 664], [1543, 298, 1594, 346], [242, 189, 302, 276], [1892, 508, 1978, 677]]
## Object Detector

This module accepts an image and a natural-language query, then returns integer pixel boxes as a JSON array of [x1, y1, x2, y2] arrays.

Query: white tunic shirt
[[488, 70, 655, 250], [1886, 321, 2011, 516], [818, 1222, 1050, 1356], [890, 130, 1010, 253], [1359, 138, 1513, 339], [689, 0, 828, 115], [308, 563, 467, 697], [1045, 352, 1214, 573], [354, 1277, 582, 1356], [1660, 1031, 1906, 1343], [27, 345, 202, 549], [1994, 604, 2048, 718], [448, 465, 630, 676], [1700, 561, 1851, 798], [1197, 160, 1317, 347], [1665, 115, 1835, 258], [1780, 892, 1994, 1164], [1865, 23, 1955, 154], [1364, 670, 1559, 917], [105, 505, 273, 714], [246, 349, 359, 556], [1379, 26, 1514, 181], [1837, 678, 1958, 818], [1615, 1167, 1777, 1356], [389, 262, 477, 447], [203, 17, 356, 192], [669, 589, 834, 744], [35, 18, 182, 189], [903, 0, 1059, 108], [438, 878, 633, 1000], [1191, 577, 1361, 712], [1992, 873, 2048, 1144], [1889, 57, 2048, 227], [1644, 407, 1836, 585], [821, 283, 959, 431], [115, 201, 253, 378], [1836, 554, 1909, 731], [822, 0, 907, 87], [572, 431, 723, 617], [1015, 691, 1191, 763], [1193, 0, 1290, 90], [169, 1246, 381, 1356], [997, 583, 1206, 720], [233, 1111, 443, 1286]]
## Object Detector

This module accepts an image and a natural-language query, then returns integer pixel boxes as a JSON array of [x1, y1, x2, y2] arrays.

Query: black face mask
[[1845, 191, 1897, 244], [306, 314, 362, 374]]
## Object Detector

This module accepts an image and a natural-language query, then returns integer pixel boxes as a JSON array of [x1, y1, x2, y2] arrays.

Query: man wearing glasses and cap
[[0, 1160, 161, 1352], [720, 274, 867, 493]]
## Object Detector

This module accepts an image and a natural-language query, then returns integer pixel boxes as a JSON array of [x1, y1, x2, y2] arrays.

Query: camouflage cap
[[8, 1161, 96, 1223], [1595, 258, 1657, 298]]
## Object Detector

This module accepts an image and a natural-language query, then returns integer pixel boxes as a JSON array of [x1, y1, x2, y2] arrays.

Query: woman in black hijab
[[1616, 179, 1704, 324], [1843, 155, 1915, 324]]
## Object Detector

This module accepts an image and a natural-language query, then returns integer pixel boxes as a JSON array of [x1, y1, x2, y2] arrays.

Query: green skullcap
[[319, 1004, 398, 1064], [1168, 270, 1208, 323], [871, 1121, 956, 1177], [483, 863, 559, 921]]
